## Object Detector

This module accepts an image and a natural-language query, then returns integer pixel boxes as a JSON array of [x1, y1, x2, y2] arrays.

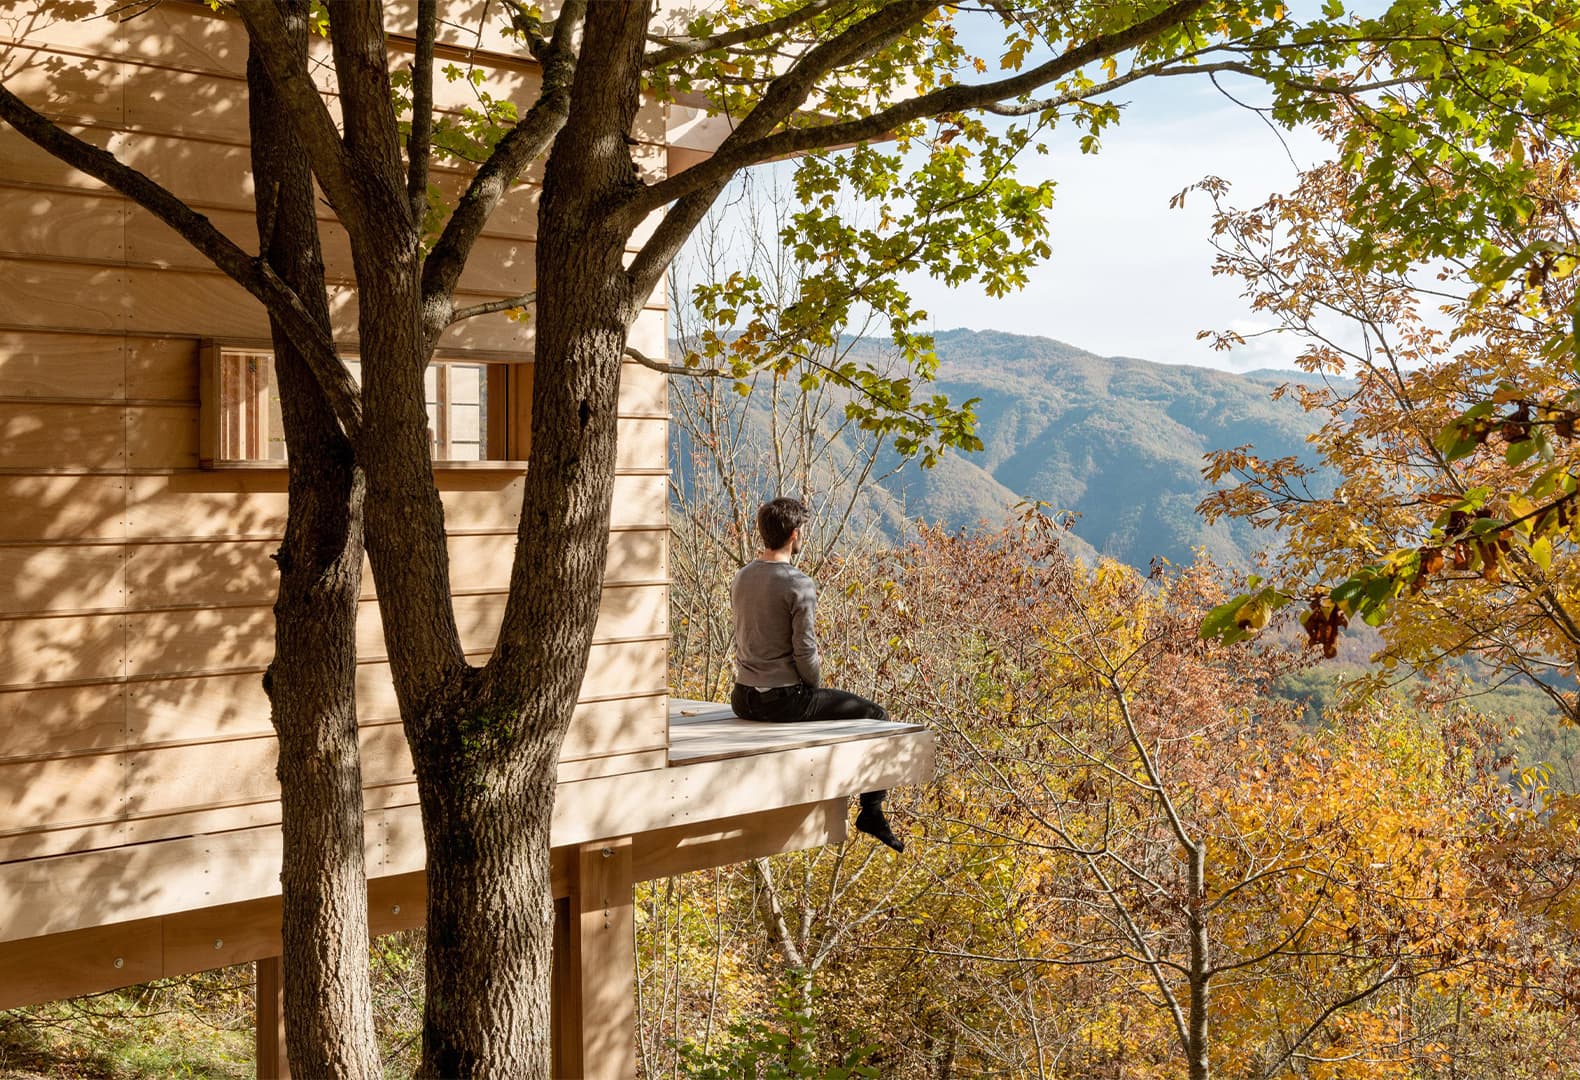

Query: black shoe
[[855, 803, 905, 852]]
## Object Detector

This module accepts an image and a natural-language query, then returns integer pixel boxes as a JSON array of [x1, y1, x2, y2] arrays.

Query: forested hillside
[[673, 327, 1331, 568]]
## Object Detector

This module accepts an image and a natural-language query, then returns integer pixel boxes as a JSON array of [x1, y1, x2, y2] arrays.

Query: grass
[[0, 933, 428, 1080]]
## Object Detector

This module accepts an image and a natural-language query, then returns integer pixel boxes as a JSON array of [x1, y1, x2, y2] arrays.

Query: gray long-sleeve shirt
[[731, 559, 821, 688]]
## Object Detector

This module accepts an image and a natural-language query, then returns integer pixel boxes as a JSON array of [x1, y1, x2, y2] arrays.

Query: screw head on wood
[[601, 847, 613, 858], [392, 904, 401, 915], [213, 939, 223, 950], [113, 957, 124, 969]]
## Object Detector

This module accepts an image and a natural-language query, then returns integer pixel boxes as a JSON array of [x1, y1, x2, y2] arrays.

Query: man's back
[[731, 559, 821, 688]]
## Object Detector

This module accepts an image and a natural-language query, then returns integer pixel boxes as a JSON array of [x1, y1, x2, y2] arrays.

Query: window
[[200, 344, 530, 466]]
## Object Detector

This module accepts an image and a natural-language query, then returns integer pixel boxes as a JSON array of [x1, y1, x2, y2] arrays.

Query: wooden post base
[[255, 956, 289, 1079], [552, 837, 636, 1078]]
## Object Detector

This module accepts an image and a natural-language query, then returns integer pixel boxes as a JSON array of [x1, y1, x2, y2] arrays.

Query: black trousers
[[730, 682, 889, 725], [730, 683, 889, 805]]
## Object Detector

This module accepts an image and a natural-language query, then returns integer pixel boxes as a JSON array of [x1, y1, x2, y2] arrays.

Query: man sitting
[[729, 496, 904, 852]]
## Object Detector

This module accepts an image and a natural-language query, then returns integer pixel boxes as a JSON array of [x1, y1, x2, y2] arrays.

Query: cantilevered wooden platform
[[668, 698, 926, 765], [0, 699, 934, 1010]]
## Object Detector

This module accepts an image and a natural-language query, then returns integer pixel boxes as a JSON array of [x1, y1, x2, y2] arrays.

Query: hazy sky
[[900, 72, 1333, 374]]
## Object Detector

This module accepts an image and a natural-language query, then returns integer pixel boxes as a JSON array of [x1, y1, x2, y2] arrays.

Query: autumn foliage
[[654, 509, 1580, 1077]]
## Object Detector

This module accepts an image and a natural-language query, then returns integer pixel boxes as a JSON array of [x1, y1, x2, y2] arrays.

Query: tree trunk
[[1186, 842, 1210, 1080], [248, 9, 381, 1076]]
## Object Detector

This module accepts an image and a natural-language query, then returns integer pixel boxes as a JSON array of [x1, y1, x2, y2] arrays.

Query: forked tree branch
[[626, 0, 1209, 222], [0, 81, 362, 438], [420, 0, 587, 338], [626, 0, 935, 299], [234, 4, 360, 218]]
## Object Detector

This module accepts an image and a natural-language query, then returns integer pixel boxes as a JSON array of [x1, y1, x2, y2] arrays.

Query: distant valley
[[672, 327, 1330, 569]]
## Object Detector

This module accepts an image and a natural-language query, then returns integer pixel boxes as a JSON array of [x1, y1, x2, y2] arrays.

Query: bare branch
[[407, 0, 438, 224], [449, 292, 535, 325]]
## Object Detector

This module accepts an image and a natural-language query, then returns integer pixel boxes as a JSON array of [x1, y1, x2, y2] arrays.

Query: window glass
[[210, 350, 508, 464]]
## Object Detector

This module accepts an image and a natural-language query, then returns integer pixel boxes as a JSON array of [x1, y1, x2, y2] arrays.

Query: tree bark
[[248, 9, 381, 1077], [1186, 841, 1210, 1080]]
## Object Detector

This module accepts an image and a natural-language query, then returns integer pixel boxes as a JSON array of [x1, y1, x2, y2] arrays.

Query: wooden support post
[[254, 956, 289, 1079], [552, 836, 636, 1079]]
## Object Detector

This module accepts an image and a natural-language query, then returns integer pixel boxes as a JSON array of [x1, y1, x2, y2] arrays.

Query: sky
[[899, 75, 1333, 374]]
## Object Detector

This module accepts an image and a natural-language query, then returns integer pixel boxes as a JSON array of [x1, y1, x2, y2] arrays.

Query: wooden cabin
[[0, 2, 932, 1075]]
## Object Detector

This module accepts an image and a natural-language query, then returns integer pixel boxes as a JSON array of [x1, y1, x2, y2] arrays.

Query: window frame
[[198, 339, 532, 469]]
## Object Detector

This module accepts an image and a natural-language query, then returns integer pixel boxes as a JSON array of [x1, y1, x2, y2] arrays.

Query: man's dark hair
[[757, 497, 808, 550]]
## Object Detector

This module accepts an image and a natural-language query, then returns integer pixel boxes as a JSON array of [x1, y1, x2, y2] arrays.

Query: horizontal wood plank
[[0, 751, 125, 834], [0, 918, 164, 1012], [0, 610, 123, 685], [0, 542, 126, 614], [0, 400, 124, 470], [0, 475, 127, 542], [0, 330, 125, 399], [0, 187, 124, 262], [0, 683, 126, 761]]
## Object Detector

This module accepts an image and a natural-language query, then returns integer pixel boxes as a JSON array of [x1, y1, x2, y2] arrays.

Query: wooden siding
[[0, 1, 671, 875]]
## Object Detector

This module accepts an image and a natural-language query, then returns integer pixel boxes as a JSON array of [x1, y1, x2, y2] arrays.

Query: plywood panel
[[0, 542, 125, 615], [124, 539, 279, 608], [429, 166, 541, 243], [438, 472, 523, 530], [616, 417, 666, 472], [123, 62, 250, 143], [0, 330, 124, 399], [124, 673, 263, 746], [126, 604, 273, 677], [0, 5, 126, 52], [125, 335, 198, 402], [354, 585, 665, 661], [124, 735, 276, 817], [609, 472, 667, 529], [125, 471, 287, 539], [0, 823, 284, 941], [116, 131, 259, 208], [0, 683, 125, 760], [0, 43, 124, 126], [627, 307, 668, 360], [560, 693, 668, 762], [360, 721, 412, 787], [618, 360, 666, 417], [437, 300, 533, 354], [0, 256, 126, 331], [0, 125, 250, 214], [555, 749, 666, 783], [127, 670, 270, 745], [581, 637, 667, 703], [0, 750, 124, 832], [123, 203, 271, 271], [0, 475, 126, 542], [126, 403, 197, 468], [441, 527, 666, 594], [124, 265, 272, 339], [0, 187, 124, 262], [0, 125, 121, 192], [113, 1, 247, 80], [0, 610, 123, 686], [0, 400, 123, 469]]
